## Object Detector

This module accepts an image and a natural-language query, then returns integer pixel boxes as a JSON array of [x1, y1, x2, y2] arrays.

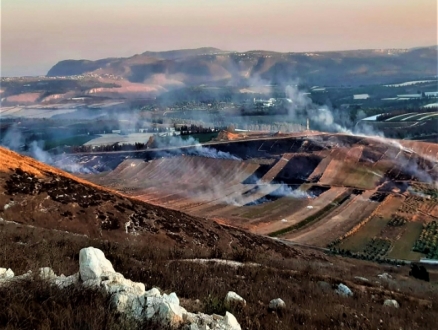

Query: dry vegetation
[[1, 221, 438, 330], [1, 139, 438, 329]]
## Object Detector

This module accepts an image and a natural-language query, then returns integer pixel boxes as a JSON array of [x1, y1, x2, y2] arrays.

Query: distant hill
[[47, 46, 438, 87]]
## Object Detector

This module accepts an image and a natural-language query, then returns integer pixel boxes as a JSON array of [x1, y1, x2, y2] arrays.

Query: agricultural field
[[81, 133, 438, 261], [413, 221, 438, 259]]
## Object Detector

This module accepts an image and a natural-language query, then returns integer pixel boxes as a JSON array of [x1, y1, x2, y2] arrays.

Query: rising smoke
[[1, 126, 93, 174], [153, 135, 240, 160]]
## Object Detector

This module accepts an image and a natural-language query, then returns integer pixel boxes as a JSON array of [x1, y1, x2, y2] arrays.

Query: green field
[[387, 222, 425, 261], [44, 135, 96, 150], [338, 216, 390, 252]]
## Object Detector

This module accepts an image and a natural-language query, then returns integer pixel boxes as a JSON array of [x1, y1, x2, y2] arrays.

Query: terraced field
[[84, 133, 438, 261]]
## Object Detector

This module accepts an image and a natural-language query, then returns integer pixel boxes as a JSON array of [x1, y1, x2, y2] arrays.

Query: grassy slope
[[1, 221, 437, 330]]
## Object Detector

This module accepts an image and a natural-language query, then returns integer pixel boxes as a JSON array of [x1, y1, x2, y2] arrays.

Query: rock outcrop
[[383, 299, 399, 308], [0, 268, 14, 279], [268, 298, 286, 311], [335, 283, 353, 297], [79, 247, 116, 281], [0, 247, 241, 330], [224, 291, 246, 310]]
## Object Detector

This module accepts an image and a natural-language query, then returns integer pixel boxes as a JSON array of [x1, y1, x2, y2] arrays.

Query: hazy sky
[[1, 0, 437, 77]]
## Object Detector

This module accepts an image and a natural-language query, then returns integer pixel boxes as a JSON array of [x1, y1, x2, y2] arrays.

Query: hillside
[[0, 146, 293, 256], [47, 46, 438, 87], [1, 145, 438, 330], [83, 133, 438, 263]]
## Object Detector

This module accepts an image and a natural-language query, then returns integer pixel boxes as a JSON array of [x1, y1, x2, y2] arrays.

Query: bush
[[409, 264, 430, 282]]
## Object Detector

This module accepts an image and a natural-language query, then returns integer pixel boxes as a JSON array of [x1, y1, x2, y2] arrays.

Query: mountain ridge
[[47, 46, 438, 87]]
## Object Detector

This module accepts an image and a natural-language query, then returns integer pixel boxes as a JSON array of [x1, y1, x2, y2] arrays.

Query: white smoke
[[153, 135, 240, 160], [232, 184, 314, 206], [1, 127, 91, 174]]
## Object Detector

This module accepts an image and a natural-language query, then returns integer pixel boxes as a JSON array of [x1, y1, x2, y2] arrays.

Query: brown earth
[[0, 146, 297, 257], [2, 139, 438, 329], [83, 134, 437, 255]]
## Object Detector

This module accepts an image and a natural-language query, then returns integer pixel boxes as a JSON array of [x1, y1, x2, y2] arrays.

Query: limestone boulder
[[157, 300, 186, 327], [79, 247, 115, 281], [0, 268, 14, 280], [101, 272, 145, 296], [335, 283, 353, 297], [54, 273, 80, 289], [383, 299, 399, 308], [39, 267, 56, 279], [145, 287, 161, 297], [111, 291, 146, 320], [163, 292, 180, 306], [378, 273, 392, 280], [268, 298, 286, 311], [217, 312, 241, 330], [144, 293, 186, 326], [224, 291, 246, 310]]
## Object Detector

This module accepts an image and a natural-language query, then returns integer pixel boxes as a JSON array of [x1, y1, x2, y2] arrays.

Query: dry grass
[[1, 222, 437, 330]]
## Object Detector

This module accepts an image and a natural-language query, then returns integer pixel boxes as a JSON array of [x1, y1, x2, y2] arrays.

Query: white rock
[[145, 305, 156, 319], [383, 299, 399, 308], [268, 298, 286, 310], [0, 268, 14, 279], [224, 291, 246, 310], [111, 291, 146, 319], [82, 278, 102, 289], [219, 312, 241, 330], [14, 270, 33, 280], [354, 276, 369, 282], [378, 273, 392, 280], [79, 247, 115, 281], [6, 247, 243, 330], [101, 272, 145, 295], [54, 273, 79, 289], [157, 300, 185, 327], [335, 283, 353, 297], [145, 287, 161, 297], [163, 292, 180, 306], [39, 267, 56, 279]]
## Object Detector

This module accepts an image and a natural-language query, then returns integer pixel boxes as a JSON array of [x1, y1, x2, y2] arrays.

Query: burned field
[[79, 133, 438, 262]]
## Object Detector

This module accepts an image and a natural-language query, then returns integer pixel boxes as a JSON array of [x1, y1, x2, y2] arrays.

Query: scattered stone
[[0, 247, 242, 330], [383, 299, 399, 308], [222, 312, 241, 330], [0, 268, 14, 279], [163, 292, 180, 306], [14, 270, 33, 280], [268, 298, 286, 311], [354, 276, 369, 283], [377, 273, 392, 280], [101, 272, 145, 295], [156, 299, 186, 327], [335, 283, 353, 297], [39, 267, 56, 279], [224, 291, 246, 310], [145, 287, 161, 297], [79, 246, 115, 281], [54, 273, 79, 289], [111, 291, 145, 319]]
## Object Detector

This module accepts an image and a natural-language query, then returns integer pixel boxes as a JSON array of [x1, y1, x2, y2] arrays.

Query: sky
[[1, 0, 437, 77]]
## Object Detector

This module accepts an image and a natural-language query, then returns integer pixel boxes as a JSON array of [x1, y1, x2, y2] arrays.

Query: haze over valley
[[1, 1, 438, 329]]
